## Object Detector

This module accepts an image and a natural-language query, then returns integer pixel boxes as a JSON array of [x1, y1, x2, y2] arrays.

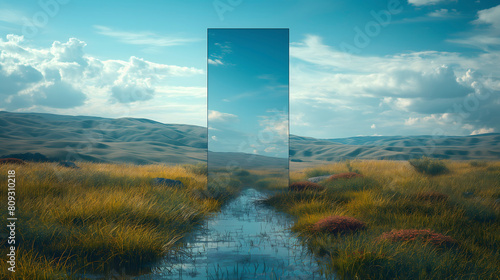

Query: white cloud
[[408, 0, 447, 6], [394, 8, 461, 23], [94, 25, 199, 47], [471, 127, 494, 135], [428, 9, 459, 18], [208, 58, 224, 65], [473, 4, 500, 28], [0, 34, 205, 123], [405, 117, 419, 126], [208, 42, 232, 67], [289, 34, 500, 138], [403, 114, 455, 127], [450, 5, 500, 50], [208, 110, 238, 122], [0, 63, 43, 95], [51, 38, 88, 66], [291, 36, 473, 107]]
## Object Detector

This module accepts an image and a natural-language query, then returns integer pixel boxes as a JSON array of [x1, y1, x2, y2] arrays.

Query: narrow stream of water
[[140, 188, 330, 279]]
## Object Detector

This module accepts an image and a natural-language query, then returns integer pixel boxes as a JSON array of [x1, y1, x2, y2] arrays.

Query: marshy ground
[[0, 162, 235, 279], [2, 159, 499, 279], [140, 187, 324, 279], [265, 159, 500, 279]]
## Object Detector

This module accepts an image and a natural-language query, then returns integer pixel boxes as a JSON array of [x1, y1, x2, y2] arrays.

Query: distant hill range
[[1, 111, 499, 165], [0, 111, 206, 165], [290, 134, 500, 162]]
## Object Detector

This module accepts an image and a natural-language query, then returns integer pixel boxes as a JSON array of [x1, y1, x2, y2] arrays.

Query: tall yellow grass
[[0, 162, 223, 279], [267, 160, 500, 279]]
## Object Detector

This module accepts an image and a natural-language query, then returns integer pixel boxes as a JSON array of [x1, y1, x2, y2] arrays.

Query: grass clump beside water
[[0, 162, 234, 279], [265, 160, 500, 279], [409, 157, 449, 175]]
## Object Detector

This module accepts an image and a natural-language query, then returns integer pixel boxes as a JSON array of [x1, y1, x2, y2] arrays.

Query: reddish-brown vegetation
[[0, 158, 25, 165], [379, 229, 458, 247], [328, 172, 363, 180], [313, 215, 366, 234], [415, 191, 449, 202], [289, 181, 325, 192]]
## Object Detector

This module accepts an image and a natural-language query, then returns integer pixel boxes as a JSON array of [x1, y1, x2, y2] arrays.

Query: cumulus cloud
[[473, 4, 500, 28], [111, 84, 154, 103], [289, 34, 500, 138], [0, 34, 205, 121], [369, 66, 471, 100], [51, 38, 88, 67], [471, 128, 495, 135], [0, 64, 43, 95], [3, 81, 87, 110], [35, 82, 87, 108]]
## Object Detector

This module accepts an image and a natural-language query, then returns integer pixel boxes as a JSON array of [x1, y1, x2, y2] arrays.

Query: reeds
[[265, 160, 500, 279], [0, 162, 229, 279]]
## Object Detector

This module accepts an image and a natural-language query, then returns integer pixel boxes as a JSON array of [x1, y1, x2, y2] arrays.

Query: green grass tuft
[[409, 157, 449, 176]]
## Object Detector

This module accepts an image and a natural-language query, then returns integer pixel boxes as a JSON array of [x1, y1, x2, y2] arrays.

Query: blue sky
[[207, 29, 288, 156], [1, 0, 499, 143]]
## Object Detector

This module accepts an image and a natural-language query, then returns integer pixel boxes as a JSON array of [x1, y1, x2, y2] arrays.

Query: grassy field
[[0, 162, 238, 279], [265, 160, 500, 279]]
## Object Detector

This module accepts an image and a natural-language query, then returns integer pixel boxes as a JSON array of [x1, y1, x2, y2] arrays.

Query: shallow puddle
[[139, 188, 330, 279]]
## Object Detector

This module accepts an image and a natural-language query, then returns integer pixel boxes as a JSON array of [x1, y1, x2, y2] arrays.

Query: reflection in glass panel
[[207, 29, 289, 190]]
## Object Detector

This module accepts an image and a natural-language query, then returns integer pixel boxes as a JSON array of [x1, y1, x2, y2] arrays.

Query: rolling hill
[[290, 134, 500, 162], [0, 111, 207, 165], [1, 111, 499, 165]]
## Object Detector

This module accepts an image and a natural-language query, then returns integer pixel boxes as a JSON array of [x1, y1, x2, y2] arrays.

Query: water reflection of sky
[[141, 188, 331, 279], [208, 29, 289, 159]]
